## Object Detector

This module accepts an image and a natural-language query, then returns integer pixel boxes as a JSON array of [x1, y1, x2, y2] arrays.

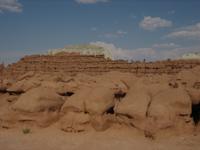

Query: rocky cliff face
[[2, 53, 200, 79], [0, 52, 200, 138], [0, 64, 4, 79]]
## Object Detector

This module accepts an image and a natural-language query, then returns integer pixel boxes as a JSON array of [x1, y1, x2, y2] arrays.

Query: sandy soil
[[0, 127, 199, 150]]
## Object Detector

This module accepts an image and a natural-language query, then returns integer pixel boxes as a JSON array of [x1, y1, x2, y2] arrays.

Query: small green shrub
[[22, 128, 31, 134]]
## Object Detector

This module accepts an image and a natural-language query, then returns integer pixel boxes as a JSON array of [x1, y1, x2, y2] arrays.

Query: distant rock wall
[[3, 53, 200, 78], [0, 64, 4, 79]]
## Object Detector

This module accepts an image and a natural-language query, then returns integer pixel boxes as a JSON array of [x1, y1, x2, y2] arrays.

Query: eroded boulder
[[91, 115, 112, 131], [148, 88, 192, 130], [7, 78, 40, 93], [60, 112, 90, 132], [12, 87, 64, 113], [187, 88, 200, 104], [114, 88, 151, 129], [61, 87, 92, 113], [85, 86, 115, 115]]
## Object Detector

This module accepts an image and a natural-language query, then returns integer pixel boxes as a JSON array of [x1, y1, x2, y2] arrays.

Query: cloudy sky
[[0, 0, 200, 63]]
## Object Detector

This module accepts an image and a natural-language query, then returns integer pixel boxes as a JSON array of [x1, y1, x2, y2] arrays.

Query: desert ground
[[0, 126, 200, 150]]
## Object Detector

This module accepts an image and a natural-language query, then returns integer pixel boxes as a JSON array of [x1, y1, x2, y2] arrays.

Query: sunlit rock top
[[48, 44, 113, 59], [181, 52, 200, 60]]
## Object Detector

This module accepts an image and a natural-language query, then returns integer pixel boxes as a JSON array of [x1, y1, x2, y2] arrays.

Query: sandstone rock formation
[[61, 87, 92, 113], [59, 112, 90, 132], [148, 88, 192, 132], [1, 53, 200, 79], [0, 63, 4, 77], [12, 87, 64, 113], [114, 89, 151, 130], [0, 53, 200, 138], [85, 86, 115, 115]]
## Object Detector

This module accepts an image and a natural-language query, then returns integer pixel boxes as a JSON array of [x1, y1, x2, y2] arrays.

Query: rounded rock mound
[[12, 87, 64, 113]]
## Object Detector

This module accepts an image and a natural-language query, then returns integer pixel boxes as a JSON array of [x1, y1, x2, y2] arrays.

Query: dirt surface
[[0, 127, 200, 150]]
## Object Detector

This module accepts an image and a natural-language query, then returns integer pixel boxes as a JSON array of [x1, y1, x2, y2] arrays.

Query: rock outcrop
[[59, 112, 90, 132], [12, 87, 64, 113], [2, 53, 200, 79], [0, 53, 200, 138], [148, 88, 192, 131], [114, 89, 151, 129]]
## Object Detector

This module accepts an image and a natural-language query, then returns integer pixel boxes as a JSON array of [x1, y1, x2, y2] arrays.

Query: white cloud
[[103, 33, 118, 38], [91, 27, 97, 31], [90, 41, 199, 61], [130, 13, 137, 19], [166, 22, 200, 39], [0, 50, 32, 64], [116, 30, 127, 35], [168, 10, 175, 15], [103, 30, 127, 38], [139, 16, 172, 31], [0, 49, 48, 64], [0, 0, 22, 13], [90, 41, 157, 60], [152, 43, 179, 49], [75, 0, 109, 4]]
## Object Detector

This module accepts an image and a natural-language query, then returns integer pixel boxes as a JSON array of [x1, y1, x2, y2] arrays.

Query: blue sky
[[0, 0, 200, 63]]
